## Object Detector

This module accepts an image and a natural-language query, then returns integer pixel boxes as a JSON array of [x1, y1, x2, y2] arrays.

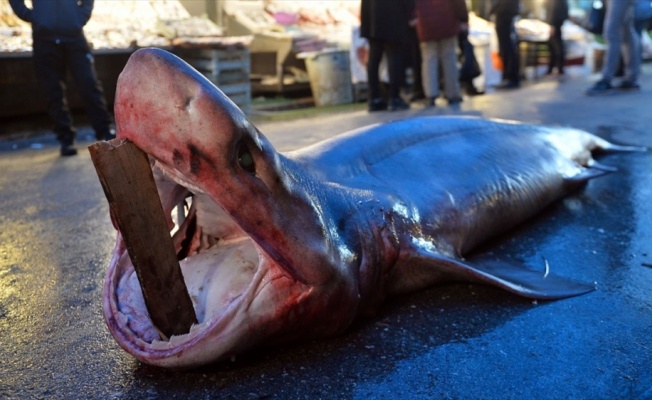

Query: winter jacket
[[414, 0, 469, 42], [9, 0, 94, 40], [545, 0, 569, 27], [360, 0, 415, 44]]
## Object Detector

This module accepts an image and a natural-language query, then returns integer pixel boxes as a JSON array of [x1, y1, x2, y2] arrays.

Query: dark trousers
[[409, 27, 424, 97], [32, 35, 112, 145], [367, 38, 404, 100], [494, 14, 520, 84], [547, 24, 565, 73]]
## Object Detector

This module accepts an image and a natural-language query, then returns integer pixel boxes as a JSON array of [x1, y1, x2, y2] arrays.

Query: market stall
[[221, 0, 358, 96], [0, 0, 251, 118]]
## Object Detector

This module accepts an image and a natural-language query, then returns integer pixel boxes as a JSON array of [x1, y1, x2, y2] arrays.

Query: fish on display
[[102, 48, 643, 368]]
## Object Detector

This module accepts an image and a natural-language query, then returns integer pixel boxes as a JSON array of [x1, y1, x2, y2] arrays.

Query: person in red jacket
[[9, 0, 114, 156], [414, 0, 469, 107]]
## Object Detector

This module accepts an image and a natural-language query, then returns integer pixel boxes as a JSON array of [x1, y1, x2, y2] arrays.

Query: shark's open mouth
[[105, 157, 271, 360]]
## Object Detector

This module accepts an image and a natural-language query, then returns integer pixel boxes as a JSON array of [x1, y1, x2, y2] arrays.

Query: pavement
[[1, 64, 652, 400]]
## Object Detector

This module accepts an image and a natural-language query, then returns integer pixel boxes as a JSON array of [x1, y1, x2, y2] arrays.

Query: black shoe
[[424, 97, 436, 108], [618, 80, 641, 92], [494, 80, 520, 90], [368, 98, 388, 112], [410, 91, 426, 102], [586, 79, 615, 96], [389, 97, 410, 111], [60, 144, 78, 157], [465, 86, 484, 96], [448, 97, 463, 106], [97, 128, 116, 141]]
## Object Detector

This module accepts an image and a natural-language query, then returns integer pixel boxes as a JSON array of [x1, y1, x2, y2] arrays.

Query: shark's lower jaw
[[104, 160, 268, 364]]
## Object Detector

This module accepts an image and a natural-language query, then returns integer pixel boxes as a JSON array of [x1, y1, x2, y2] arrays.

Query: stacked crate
[[174, 42, 251, 115]]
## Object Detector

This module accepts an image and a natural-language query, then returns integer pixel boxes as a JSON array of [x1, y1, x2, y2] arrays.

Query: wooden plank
[[88, 139, 197, 339]]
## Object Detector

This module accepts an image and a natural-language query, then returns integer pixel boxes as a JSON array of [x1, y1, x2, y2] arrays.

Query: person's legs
[[548, 24, 565, 73], [420, 41, 440, 105], [409, 28, 425, 101], [495, 14, 519, 86], [385, 42, 409, 110], [505, 20, 520, 84], [557, 26, 566, 73], [494, 16, 512, 82], [601, 0, 630, 82], [32, 37, 76, 153], [588, 0, 639, 94], [366, 39, 387, 111], [439, 36, 462, 102], [546, 38, 557, 74], [66, 37, 113, 139], [620, 0, 640, 85]]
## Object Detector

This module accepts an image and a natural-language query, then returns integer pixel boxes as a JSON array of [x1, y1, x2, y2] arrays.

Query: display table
[[0, 48, 135, 119], [519, 39, 550, 80]]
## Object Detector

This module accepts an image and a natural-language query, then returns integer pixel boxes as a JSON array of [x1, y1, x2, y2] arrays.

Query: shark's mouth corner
[[103, 156, 272, 365]]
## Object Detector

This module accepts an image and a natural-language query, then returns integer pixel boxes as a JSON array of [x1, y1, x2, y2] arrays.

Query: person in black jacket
[[360, 0, 414, 111], [9, 0, 114, 156], [490, 0, 521, 89], [545, 0, 569, 76]]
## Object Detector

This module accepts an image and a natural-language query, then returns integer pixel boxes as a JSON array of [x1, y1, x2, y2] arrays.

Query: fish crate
[[174, 45, 251, 115]]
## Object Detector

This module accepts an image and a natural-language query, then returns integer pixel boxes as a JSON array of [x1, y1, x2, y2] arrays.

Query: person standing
[[490, 0, 521, 89], [586, 0, 641, 95], [360, 0, 414, 112], [458, 29, 484, 96], [414, 0, 469, 106], [408, 25, 426, 102], [545, 0, 569, 76], [634, 0, 652, 52], [9, 0, 114, 156]]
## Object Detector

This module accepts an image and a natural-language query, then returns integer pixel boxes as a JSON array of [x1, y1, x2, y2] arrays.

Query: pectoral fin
[[458, 254, 596, 299], [392, 249, 595, 300]]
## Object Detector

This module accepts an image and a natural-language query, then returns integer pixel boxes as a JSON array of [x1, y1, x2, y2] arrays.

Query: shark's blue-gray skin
[[103, 48, 641, 368]]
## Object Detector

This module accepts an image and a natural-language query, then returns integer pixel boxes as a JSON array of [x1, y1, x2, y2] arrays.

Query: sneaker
[[368, 98, 388, 112], [618, 80, 641, 92], [60, 144, 78, 157], [586, 79, 615, 96], [389, 96, 410, 111]]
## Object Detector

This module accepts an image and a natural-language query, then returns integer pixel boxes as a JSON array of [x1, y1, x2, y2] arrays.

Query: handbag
[[459, 33, 482, 82], [584, 0, 606, 34]]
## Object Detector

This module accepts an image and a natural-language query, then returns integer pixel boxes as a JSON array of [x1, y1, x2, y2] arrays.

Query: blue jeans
[[602, 0, 641, 82]]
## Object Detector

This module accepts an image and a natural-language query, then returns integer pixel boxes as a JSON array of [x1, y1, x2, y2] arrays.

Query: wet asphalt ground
[[1, 64, 652, 400]]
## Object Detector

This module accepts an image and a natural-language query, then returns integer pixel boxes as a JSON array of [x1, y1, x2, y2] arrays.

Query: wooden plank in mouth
[[89, 138, 197, 340]]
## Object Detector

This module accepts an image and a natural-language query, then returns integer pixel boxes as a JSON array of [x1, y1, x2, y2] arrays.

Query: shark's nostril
[[176, 96, 194, 111], [184, 96, 193, 109]]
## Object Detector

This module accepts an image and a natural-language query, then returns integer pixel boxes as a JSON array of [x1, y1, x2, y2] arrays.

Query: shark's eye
[[238, 145, 256, 174]]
